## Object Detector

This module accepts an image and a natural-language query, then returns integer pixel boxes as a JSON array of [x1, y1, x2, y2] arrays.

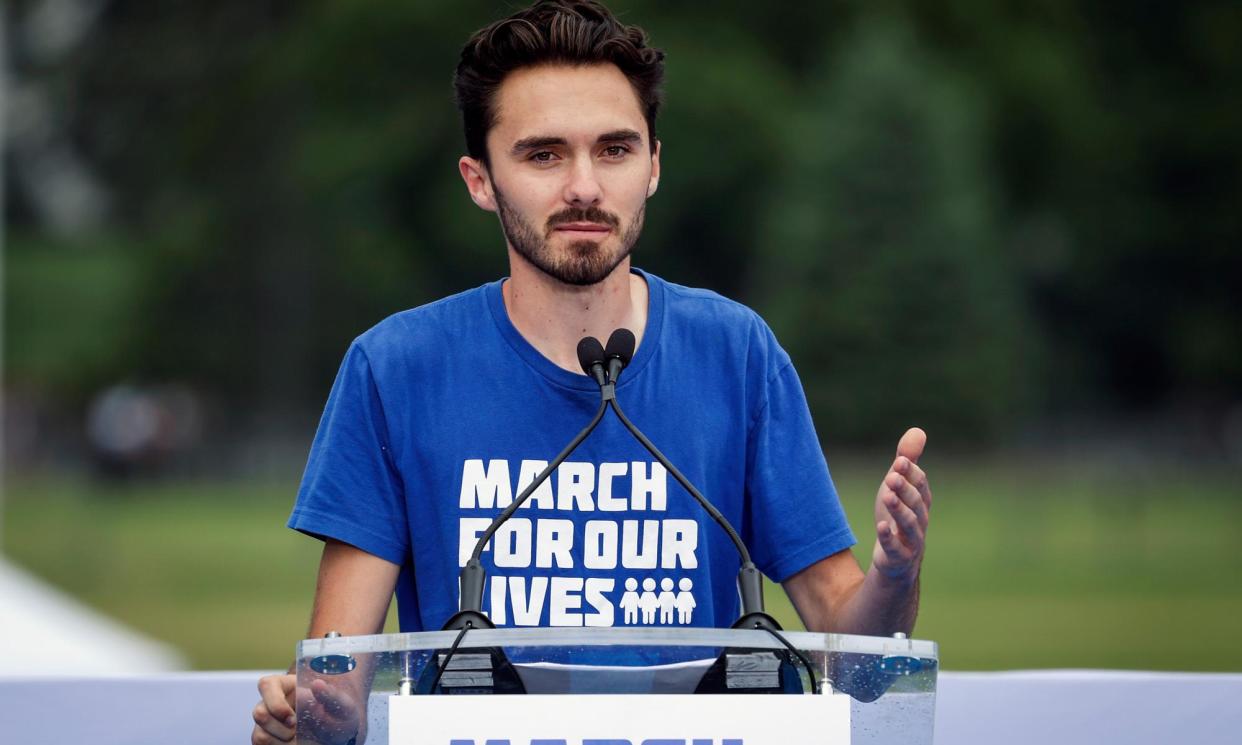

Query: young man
[[252, 2, 932, 743]]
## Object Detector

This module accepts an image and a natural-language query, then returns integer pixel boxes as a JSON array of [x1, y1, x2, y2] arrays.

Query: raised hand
[[871, 427, 932, 581]]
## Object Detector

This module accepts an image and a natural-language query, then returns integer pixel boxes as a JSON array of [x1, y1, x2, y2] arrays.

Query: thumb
[[896, 427, 927, 464]]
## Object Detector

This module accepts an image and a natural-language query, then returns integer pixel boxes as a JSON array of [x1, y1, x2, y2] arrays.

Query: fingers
[[895, 427, 927, 464], [880, 484, 924, 550], [902, 457, 933, 510], [885, 470, 928, 528], [875, 519, 901, 553], [254, 674, 297, 743], [258, 674, 297, 725], [891, 445, 932, 510], [875, 517, 915, 570], [874, 430, 931, 578], [251, 709, 294, 744]]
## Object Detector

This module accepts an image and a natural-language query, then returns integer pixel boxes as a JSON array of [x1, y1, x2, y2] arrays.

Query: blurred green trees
[[4, 0, 1240, 455], [753, 16, 1031, 442]]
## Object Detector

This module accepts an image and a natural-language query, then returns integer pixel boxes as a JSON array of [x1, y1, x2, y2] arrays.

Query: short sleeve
[[287, 342, 410, 566], [745, 362, 856, 582]]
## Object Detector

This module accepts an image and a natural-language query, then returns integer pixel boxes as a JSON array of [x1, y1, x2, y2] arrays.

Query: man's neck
[[502, 251, 648, 375]]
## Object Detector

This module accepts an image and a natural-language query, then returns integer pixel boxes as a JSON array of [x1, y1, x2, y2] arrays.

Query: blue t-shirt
[[289, 269, 855, 632]]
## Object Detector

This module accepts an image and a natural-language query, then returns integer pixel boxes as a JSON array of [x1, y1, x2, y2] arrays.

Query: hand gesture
[[871, 427, 932, 581]]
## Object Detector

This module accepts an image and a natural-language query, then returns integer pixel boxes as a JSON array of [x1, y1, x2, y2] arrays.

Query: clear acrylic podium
[[296, 627, 938, 744]]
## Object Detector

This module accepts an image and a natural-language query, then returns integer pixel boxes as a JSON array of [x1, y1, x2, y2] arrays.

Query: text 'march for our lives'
[[457, 458, 707, 628]]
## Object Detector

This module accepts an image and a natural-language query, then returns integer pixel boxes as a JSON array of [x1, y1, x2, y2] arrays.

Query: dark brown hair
[[454, 0, 666, 164]]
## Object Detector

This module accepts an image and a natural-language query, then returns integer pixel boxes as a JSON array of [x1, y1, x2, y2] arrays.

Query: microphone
[[577, 336, 608, 387], [594, 329, 779, 632], [603, 328, 635, 385]]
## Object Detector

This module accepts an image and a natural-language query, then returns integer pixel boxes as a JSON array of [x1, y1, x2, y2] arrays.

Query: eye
[[602, 144, 630, 158], [530, 150, 559, 164]]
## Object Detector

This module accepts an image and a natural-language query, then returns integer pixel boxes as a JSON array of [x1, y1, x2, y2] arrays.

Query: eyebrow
[[597, 129, 644, 146], [510, 136, 567, 156], [509, 129, 644, 156]]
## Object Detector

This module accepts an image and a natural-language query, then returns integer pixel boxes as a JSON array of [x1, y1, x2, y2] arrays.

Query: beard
[[493, 184, 645, 287]]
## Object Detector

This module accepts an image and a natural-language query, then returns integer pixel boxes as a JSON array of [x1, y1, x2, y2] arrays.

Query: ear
[[646, 139, 661, 198], [459, 155, 497, 212]]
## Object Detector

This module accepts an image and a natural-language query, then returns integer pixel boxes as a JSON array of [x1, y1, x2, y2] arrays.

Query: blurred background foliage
[[2, 0, 1241, 669], [6, 0, 1242, 451]]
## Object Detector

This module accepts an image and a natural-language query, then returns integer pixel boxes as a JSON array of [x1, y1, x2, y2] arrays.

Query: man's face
[[462, 63, 660, 286]]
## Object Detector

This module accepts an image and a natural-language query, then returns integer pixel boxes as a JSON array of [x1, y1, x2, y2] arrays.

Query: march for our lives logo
[[457, 458, 702, 627]]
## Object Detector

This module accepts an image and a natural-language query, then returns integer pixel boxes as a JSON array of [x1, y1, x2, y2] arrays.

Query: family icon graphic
[[619, 577, 695, 625]]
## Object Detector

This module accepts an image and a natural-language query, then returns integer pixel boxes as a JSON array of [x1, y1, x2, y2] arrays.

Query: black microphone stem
[[448, 397, 608, 629], [470, 399, 607, 563], [607, 398, 751, 563], [607, 396, 772, 626]]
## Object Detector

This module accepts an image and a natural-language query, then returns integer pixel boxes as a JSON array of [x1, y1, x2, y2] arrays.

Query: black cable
[[607, 397, 753, 565], [470, 399, 608, 563], [757, 624, 822, 695], [428, 621, 473, 694]]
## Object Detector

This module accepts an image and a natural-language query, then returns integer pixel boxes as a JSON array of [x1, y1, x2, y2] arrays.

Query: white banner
[[389, 693, 851, 744]]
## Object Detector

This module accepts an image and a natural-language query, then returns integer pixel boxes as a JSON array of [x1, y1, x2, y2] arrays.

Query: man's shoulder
[[649, 273, 767, 332], [648, 272, 780, 353], [644, 271, 791, 381], [358, 283, 491, 343], [350, 282, 496, 367]]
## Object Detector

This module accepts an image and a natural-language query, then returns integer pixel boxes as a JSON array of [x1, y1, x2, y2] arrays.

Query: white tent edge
[[0, 556, 187, 675]]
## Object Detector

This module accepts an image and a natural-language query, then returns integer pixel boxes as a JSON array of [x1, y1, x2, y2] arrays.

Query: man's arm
[[306, 538, 402, 638], [782, 428, 931, 636], [252, 539, 400, 745]]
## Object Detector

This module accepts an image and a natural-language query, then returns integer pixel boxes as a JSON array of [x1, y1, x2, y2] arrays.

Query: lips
[[553, 223, 611, 233]]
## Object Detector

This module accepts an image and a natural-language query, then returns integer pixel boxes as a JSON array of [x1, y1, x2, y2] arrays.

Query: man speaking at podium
[[252, 1, 933, 742]]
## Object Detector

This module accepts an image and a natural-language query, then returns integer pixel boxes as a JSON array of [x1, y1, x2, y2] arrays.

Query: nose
[[563, 157, 603, 207]]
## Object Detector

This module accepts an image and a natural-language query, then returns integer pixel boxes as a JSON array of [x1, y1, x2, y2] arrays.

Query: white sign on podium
[[389, 693, 851, 744]]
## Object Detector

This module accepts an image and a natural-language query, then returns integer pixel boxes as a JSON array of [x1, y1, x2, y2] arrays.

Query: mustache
[[546, 206, 621, 231]]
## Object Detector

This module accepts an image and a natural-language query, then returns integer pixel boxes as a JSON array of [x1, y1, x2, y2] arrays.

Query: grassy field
[[3, 456, 1240, 671]]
